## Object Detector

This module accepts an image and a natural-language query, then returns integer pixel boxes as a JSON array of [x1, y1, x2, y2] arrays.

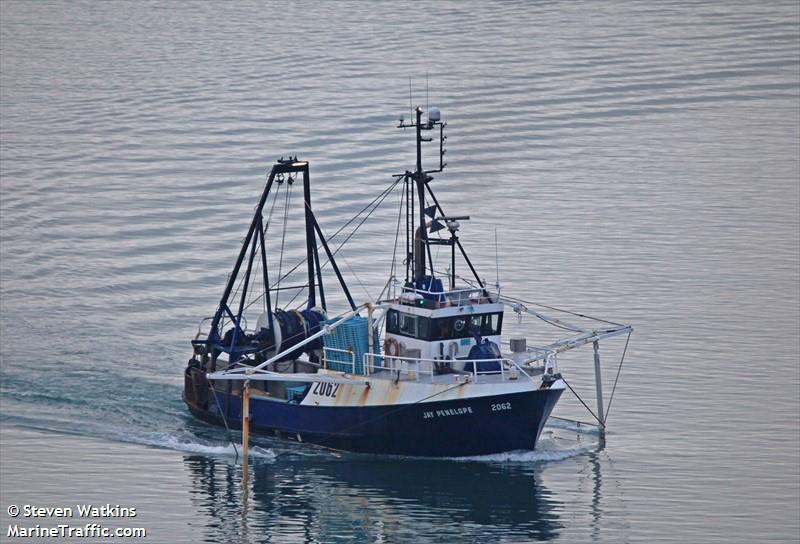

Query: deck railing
[[398, 285, 498, 307], [361, 352, 532, 384], [321, 347, 357, 374]]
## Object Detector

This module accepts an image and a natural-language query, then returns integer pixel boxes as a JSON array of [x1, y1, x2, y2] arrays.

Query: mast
[[414, 106, 426, 282], [398, 105, 446, 284], [301, 162, 317, 309], [396, 105, 492, 294]]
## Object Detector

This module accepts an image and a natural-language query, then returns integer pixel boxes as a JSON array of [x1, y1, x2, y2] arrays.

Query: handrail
[[362, 352, 531, 384], [401, 285, 490, 296], [194, 316, 215, 340], [396, 285, 499, 307], [321, 347, 356, 374]]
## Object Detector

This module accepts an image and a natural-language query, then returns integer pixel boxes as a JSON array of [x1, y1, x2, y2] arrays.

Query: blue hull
[[188, 387, 563, 457]]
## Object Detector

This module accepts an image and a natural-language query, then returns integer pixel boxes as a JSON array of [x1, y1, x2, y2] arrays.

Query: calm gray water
[[1, 1, 798, 542]]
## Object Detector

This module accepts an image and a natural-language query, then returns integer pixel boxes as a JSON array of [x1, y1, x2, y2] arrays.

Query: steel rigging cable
[[242, 175, 402, 314], [282, 176, 402, 309], [274, 178, 293, 308]]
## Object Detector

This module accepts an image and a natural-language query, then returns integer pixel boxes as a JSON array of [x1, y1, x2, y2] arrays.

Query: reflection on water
[[180, 447, 621, 543], [0, 425, 612, 543]]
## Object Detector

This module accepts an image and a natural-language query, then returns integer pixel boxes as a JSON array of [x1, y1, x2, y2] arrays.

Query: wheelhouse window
[[386, 310, 501, 341], [386, 309, 432, 341], [480, 313, 502, 336], [386, 309, 399, 333], [431, 313, 503, 340], [399, 313, 417, 336]]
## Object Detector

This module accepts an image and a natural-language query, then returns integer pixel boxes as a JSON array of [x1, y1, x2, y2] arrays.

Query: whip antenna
[[495, 228, 500, 288], [426, 70, 429, 111], [408, 77, 413, 118]]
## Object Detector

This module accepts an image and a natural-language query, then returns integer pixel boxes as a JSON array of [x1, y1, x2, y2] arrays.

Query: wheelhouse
[[381, 284, 504, 369]]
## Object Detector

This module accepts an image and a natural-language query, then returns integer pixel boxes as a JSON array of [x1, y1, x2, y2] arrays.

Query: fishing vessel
[[183, 106, 632, 457]]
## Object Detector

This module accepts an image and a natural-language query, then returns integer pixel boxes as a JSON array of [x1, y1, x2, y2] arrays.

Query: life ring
[[383, 337, 401, 357]]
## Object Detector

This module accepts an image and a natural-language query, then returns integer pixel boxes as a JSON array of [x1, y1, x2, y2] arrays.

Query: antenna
[[426, 70, 429, 111], [494, 228, 500, 288], [408, 77, 413, 119]]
